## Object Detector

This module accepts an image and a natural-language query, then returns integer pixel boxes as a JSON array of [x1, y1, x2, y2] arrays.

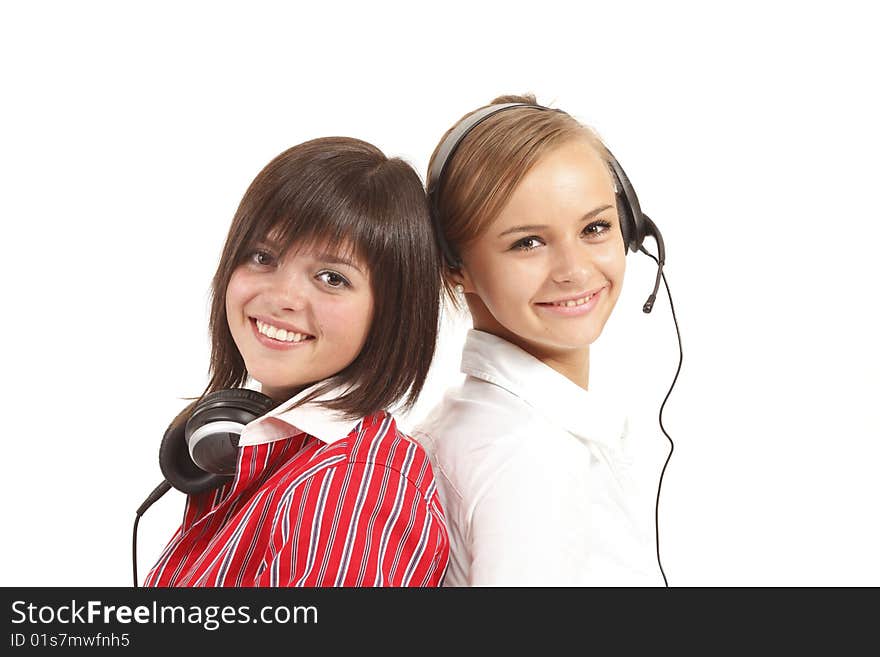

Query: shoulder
[[340, 411, 439, 502], [412, 379, 561, 501], [414, 377, 549, 455]]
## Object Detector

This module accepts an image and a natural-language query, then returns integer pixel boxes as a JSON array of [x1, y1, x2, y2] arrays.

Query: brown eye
[[248, 250, 275, 266], [510, 236, 544, 252], [316, 270, 351, 288], [582, 220, 612, 238]]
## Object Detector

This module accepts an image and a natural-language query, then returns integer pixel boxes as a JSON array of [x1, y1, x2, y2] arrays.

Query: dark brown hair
[[176, 137, 440, 426], [428, 93, 610, 306]]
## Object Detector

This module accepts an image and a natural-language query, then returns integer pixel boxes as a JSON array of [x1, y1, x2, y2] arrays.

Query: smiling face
[[225, 240, 375, 402], [455, 137, 626, 382]]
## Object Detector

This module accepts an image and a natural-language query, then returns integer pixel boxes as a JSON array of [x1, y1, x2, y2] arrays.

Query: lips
[[534, 286, 606, 316], [250, 317, 315, 346], [541, 292, 596, 308], [536, 285, 607, 308]]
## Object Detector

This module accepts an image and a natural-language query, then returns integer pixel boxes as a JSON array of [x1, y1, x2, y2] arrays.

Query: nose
[[550, 241, 591, 286], [265, 267, 308, 312]]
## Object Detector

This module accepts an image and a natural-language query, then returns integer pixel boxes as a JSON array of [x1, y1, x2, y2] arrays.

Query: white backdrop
[[2, 1, 877, 587]]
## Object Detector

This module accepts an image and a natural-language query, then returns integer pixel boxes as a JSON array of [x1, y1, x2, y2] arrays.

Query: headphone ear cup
[[616, 188, 636, 254], [160, 389, 278, 495], [185, 389, 276, 474], [159, 417, 229, 495], [608, 155, 645, 254]]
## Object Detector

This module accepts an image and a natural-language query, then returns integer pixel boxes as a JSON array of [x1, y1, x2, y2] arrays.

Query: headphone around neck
[[133, 387, 278, 586], [426, 102, 667, 313], [159, 388, 279, 495]]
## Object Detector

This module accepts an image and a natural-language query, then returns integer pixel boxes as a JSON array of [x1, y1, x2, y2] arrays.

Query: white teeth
[[554, 293, 593, 307], [255, 320, 312, 343]]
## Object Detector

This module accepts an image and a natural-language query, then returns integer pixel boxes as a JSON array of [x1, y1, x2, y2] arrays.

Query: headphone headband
[[427, 103, 564, 269], [427, 103, 559, 200], [426, 100, 661, 281]]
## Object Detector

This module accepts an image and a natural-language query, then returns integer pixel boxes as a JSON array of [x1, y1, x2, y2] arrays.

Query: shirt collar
[[460, 329, 628, 451], [237, 381, 361, 448]]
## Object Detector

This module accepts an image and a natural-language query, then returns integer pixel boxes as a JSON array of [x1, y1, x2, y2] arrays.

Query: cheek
[[225, 271, 248, 315], [472, 254, 535, 302], [321, 294, 374, 340], [595, 244, 626, 284]]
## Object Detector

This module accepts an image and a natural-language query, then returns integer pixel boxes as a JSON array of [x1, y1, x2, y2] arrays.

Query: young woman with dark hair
[[145, 137, 449, 587]]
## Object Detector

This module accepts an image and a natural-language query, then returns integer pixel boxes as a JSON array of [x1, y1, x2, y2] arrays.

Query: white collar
[[460, 329, 627, 451], [237, 381, 361, 448]]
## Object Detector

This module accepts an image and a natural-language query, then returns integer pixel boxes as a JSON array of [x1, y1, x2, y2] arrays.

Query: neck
[[257, 382, 311, 404], [535, 349, 590, 390], [516, 336, 590, 390]]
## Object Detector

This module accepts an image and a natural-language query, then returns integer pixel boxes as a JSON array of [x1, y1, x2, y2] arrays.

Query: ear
[[449, 264, 477, 294]]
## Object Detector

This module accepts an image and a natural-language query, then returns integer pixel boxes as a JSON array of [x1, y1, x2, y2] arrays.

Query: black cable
[[132, 480, 173, 587], [641, 250, 681, 588], [132, 513, 141, 587]]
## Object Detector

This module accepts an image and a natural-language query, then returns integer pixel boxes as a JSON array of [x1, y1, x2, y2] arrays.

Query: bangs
[[234, 169, 395, 275], [256, 217, 367, 271]]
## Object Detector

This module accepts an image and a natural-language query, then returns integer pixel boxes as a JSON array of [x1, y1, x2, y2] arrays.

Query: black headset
[[426, 102, 666, 313], [427, 102, 679, 587], [158, 388, 279, 495], [133, 388, 278, 586]]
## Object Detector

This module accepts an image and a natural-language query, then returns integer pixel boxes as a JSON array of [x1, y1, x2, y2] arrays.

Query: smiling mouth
[[254, 319, 315, 343], [536, 290, 599, 308]]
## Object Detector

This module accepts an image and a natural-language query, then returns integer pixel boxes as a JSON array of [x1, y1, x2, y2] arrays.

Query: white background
[[1, 1, 878, 587]]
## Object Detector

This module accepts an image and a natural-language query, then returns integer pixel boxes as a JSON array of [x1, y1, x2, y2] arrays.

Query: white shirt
[[413, 329, 663, 586], [238, 383, 360, 448]]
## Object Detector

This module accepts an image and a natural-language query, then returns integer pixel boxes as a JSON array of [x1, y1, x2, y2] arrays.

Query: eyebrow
[[496, 204, 614, 237]]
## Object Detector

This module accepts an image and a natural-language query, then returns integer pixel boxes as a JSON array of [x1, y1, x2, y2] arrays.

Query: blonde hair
[[428, 94, 610, 306]]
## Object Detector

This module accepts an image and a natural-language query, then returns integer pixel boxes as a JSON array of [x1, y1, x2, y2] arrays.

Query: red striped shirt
[[145, 412, 449, 587]]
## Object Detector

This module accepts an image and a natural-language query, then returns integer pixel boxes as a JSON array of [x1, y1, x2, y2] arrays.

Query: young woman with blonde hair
[[414, 95, 668, 586]]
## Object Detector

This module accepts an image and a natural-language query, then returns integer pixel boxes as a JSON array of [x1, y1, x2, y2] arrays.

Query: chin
[[544, 327, 606, 351], [247, 368, 303, 393]]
